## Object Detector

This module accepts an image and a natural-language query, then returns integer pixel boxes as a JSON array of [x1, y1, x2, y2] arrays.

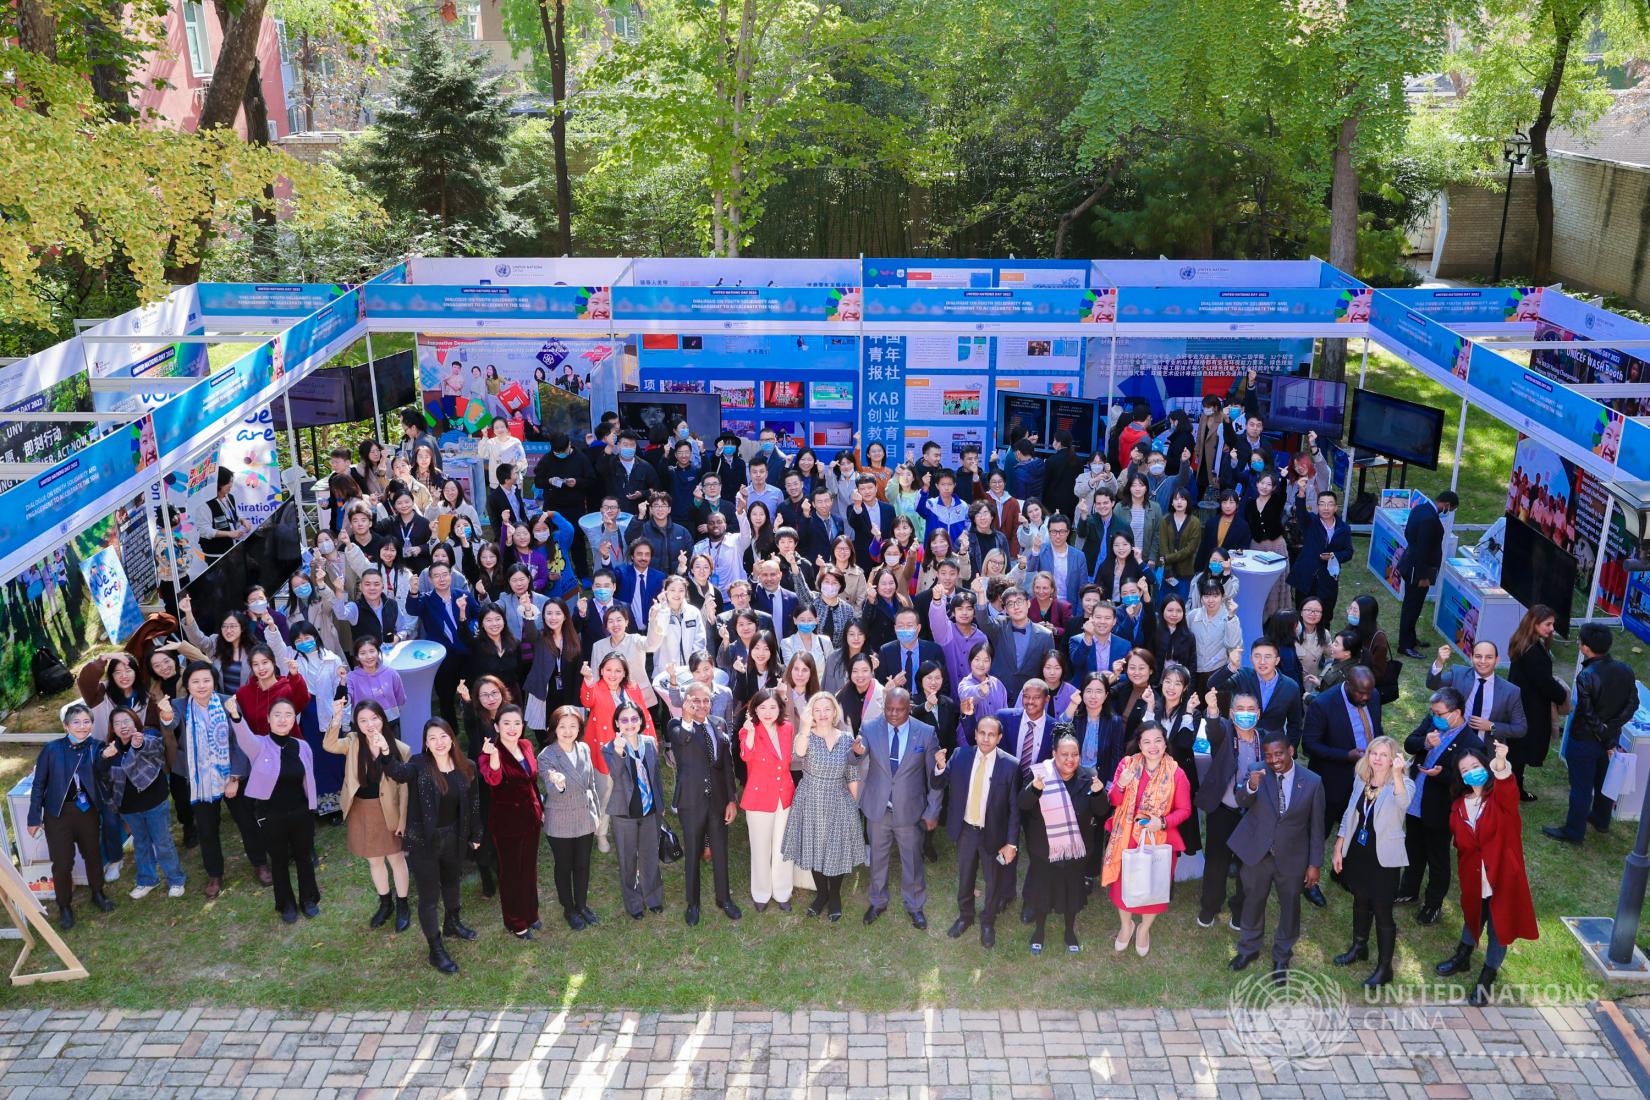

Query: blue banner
[[1381, 287, 1539, 324], [1369, 294, 1471, 374], [1464, 344, 1623, 463], [1115, 287, 1366, 325], [613, 286, 854, 323], [363, 284, 603, 323], [195, 283, 351, 317], [864, 258, 1090, 289], [861, 337, 907, 450], [864, 287, 1100, 324]]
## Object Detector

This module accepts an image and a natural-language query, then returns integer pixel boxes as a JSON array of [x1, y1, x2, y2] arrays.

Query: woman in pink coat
[[1100, 720, 1191, 957]]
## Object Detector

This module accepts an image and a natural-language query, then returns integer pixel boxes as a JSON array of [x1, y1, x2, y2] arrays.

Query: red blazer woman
[[479, 746, 543, 934], [739, 720, 796, 812], [579, 678, 655, 775], [1449, 769, 1539, 945]]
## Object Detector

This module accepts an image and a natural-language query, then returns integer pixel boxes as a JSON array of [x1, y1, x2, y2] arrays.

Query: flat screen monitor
[[998, 393, 1049, 447], [1348, 390, 1445, 469], [271, 367, 353, 430], [1268, 377, 1346, 439], [1049, 399, 1099, 453], [618, 391, 723, 444], [1499, 514, 1578, 635]]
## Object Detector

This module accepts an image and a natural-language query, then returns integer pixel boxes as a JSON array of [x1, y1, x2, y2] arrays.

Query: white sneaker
[[167, 885, 186, 898], [129, 884, 156, 900], [104, 861, 122, 883]]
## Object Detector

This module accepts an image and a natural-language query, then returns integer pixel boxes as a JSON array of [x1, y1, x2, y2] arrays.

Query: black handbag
[[658, 820, 684, 863]]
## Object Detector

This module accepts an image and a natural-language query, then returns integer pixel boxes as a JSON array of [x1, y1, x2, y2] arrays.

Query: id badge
[[1356, 827, 1369, 846], [73, 788, 92, 813]]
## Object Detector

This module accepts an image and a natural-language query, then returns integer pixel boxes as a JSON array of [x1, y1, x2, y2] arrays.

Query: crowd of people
[[23, 395, 1641, 1003]]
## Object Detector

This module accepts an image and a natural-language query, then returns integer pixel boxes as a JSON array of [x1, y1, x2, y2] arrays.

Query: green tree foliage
[[346, 18, 520, 253]]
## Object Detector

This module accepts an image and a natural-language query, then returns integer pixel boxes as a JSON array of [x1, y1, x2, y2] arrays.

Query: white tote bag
[[1120, 835, 1173, 908], [1602, 750, 1638, 804]]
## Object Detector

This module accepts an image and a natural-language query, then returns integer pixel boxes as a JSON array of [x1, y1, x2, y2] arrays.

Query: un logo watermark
[[1227, 969, 1351, 1069]]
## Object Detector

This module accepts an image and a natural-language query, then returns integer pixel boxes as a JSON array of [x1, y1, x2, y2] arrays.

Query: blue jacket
[[404, 588, 471, 655], [27, 734, 102, 826], [1287, 508, 1354, 594], [1001, 452, 1046, 502], [1026, 544, 1087, 605], [615, 565, 667, 620]]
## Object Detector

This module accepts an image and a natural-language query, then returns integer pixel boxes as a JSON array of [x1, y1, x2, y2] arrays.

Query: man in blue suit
[[1026, 514, 1087, 606], [749, 558, 803, 638], [405, 561, 471, 727], [853, 689, 942, 929], [877, 607, 949, 695], [1302, 666, 1384, 908], [846, 476, 897, 571], [1287, 490, 1354, 619], [1068, 602, 1131, 677], [994, 681, 1055, 922], [615, 541, 666, 631], [931, 714, 1019, 947], [1396, 490, 1457, 658]]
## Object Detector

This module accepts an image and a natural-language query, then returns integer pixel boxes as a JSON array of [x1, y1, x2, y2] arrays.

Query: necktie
[[632, 570, 647, 625], [633, 747, 653, 814], [673, 614, 686, 664], [966, 750, 989, 827], [889, 724, 903, 772], [1020, 718, 1037, 772], [1354, 706, 1372, 751], [701, 722, 715, 763], [1278, 774, 1288, 815], [906, 648, 917, 687], [1471, 677, 1487, 720]]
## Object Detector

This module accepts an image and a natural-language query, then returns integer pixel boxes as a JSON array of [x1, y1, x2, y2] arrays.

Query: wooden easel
[[0, 858, 87, 985]]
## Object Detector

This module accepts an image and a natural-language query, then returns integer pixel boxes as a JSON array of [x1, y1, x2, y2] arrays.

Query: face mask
[[760, 441, 775, 453], [704, 494, 719, 504], [534, 530, 550, 543], [248, 600, 267, 615], [1149, 464, 1165, 476], [455, 525, 471, 539], [1432, 713, 1451, 731], [1462, 767, 1489, 788], [1232, 711, 1259, 730], [1209, 561, 1225, 575], [556, 448, 573, 458], [1346, 610, 1361, 627], [1250, 458, 1265, 472], [317, 538, 334, 556], [1121, 594, 1141, 608], [798, 621, 817, 634], [896, 627, 919, 644], [619, 446, 636, 460], [722, 444, 736, 456], [593, 586, 614, 602], [677, 428, 689, 439], [821, 583, 840, 597], [295, 638, 318, 655], [294, 584, 313, 601]]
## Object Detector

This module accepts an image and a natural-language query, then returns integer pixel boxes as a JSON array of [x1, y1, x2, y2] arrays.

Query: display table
[[1433, 556, 1523, 666], [1608, 683, 1650, 823], [1366, 488, 1441, 602], [385, 639, 447, 751], [1226, 549, 1287, 663]]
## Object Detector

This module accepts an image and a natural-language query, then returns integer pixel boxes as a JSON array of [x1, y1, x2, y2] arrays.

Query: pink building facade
[[133, 0, 295, 139]]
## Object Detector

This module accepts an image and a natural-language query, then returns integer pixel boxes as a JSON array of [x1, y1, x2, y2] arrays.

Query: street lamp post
[[1602, 480, 1650, 967], [1492, 130, 1531, 283]]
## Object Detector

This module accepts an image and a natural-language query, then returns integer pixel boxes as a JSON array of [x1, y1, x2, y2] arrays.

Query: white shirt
[[1050, 544, 1070, 594]]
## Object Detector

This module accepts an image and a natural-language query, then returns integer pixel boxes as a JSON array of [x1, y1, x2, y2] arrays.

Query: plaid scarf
[[1036, 760, 1086, 863]]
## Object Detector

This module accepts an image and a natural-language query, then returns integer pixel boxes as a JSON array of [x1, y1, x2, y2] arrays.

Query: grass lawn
[[3, 343, 1648, 1010]]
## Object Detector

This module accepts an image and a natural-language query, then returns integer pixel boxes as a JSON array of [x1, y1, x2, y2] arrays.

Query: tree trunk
[[16, 0, 56, 60], [241, 56, 279, 269], [1053, 174, 1115, 259], [1321, 111, 1361, 383], [1530, 9, 1581, 284], [86, 0, 134, 119], [196, 0, 271, 132], [300, 28, 316, 132], [535, 0, 574, 254]]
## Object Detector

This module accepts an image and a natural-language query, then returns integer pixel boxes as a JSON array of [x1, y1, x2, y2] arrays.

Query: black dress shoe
[[301, 902, 320, 919], [754, 900, 768, 913], [685, 905, 701, 926], [718, 900, 743, 921], [980, 924, 996, 948], [630, 910, 644, 920], [445, 909, 478, 941], [279, 906, 298, 924], [1304, 885, 1327, 909], [1020, 903, 1034, 925], [1436, 942, 1473, 977], [947, 917, 972, 939], [776, 901, 792, 913], [1416, 905, 1441, 926], [1270, 967, 1288, 988], [909, 910, 927, 931], [864, 905, 884, 925], [1399, 646, 1424, 660], [649, 905, 664, 914], [806, 901, 824, 918], [1520, 789, 1538, 803], [1542, 825, 1582, 845], [1229, 951, 1259, 972], [57, 905, 75, 931], [565, 910, 587, 930], [580, 906, 599, 924], [90, 892, 115, 913]]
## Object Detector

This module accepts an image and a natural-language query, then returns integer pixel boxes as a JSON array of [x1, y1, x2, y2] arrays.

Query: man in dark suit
[[713, 581, 773, 659], [799, 486, 843, 563], [1229, 731, 1326, 983], [614, 542, 665, 631], [1398, 686, 1486, 925], [1041, 430, 1084, 522], [1302, 667, 1384, 907], [484, 464, 532, 538], [667, 683, 740, 925], [1396, 490, 1456, 658], [1425, 641, 1528, 746], [931, 714, 1019, 947], [979, 588, 1055, 699], [846, 475, 897, 570], [1285, 490, 1354, 620], [749, 558, 802, 638], [1195, 690, 1258, 930], [1546, 624, 1640, 847], [1229, 639, 1303, 747], [853, 689, 943, 929], [877, 607, 949, 695], [602, 430, 661, 512]]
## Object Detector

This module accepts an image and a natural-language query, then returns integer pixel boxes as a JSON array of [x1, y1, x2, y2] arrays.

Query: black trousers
[[1197, 802, 1247, 921], [257, 805, 318, 913], [1399, 820, 1453, 908], [194, 789, 268, 879], [1397, 575, 1429, 650], [168, 773, 195, 838], [954, 824, 1005, 924], [679, 801, 732, 908], [434, 660, 462, 731], [410, 826, 465, 938], [548, 833, 594, 914], [43, 804, 100, 906]]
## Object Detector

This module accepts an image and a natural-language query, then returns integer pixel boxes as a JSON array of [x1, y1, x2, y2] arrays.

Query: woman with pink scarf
[[1017, 731, 1104, 956]]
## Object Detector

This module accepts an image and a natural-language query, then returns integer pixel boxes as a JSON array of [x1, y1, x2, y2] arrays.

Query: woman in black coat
[[1195, 491, 1252, 571], [1507, 604, 1567, 802], [376, 717, 482, 974]]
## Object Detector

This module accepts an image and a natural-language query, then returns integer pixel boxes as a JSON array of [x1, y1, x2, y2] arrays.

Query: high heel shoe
[[1134, 927, 1151, 957], [1114, 926, 1134, 952]]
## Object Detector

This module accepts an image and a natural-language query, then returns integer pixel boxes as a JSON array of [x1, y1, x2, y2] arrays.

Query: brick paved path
[[0, 1003, 1642, 1098]]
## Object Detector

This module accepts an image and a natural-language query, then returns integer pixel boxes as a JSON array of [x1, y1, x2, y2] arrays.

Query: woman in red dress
[[1435, 739, 1538, 1005], [477, 704, 543, 939], [1100, 721, 1191, 957]]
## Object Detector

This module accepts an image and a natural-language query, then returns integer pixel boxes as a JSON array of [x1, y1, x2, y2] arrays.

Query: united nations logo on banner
[[495, 263, 512, 278], [1179, 265, 1197, 281]]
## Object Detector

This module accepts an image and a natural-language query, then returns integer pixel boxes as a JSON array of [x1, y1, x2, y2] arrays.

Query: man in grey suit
[[979, 587, 1056, 698], [1425, 641, 1528, 745], [854, 688, 944, 929], [1229, 731, 1326, 983]]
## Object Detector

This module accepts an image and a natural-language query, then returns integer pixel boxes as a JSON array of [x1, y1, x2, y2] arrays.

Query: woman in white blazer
[[643, 576, 712, 685], [1331, 735, 1409, 989]]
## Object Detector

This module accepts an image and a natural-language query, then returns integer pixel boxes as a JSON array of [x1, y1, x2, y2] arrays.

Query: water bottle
[[1193, 718, 1211, 756]]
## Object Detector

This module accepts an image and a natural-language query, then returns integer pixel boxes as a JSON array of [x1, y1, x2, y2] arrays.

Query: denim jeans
[[99, 800, 127, 867], [123, 802, 186, 888]]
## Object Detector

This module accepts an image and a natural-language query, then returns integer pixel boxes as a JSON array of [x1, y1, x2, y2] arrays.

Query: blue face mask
[[1121, 594, 1141, 608], [1347, 610, 1361, 627], [618, 446, 636, 460], [721, 444, 736, 456], [1250, 458, 1265, 472], [760, 441, 775, 453], [798, 621, 817, 634], [294, 583, 313, 600], [295, 638, 318, 655], [1462, 767, 1489, 788], [896, 627, 919, 644], [1209, 560, 1224, 575], [593, 586, 614, 602], [1432, 713, 1451, 731], [1232, 711, 1259, 730]]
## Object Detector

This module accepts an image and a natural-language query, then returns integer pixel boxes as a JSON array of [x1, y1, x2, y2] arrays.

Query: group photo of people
[[21, 394, 1640, 1006]]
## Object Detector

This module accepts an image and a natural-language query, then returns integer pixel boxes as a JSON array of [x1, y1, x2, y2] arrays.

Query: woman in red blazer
[[738, 688, 797, 912], [477, 704, 543, 939], [579, 652, 655, 853], [1436, 740, 1537, 1006]]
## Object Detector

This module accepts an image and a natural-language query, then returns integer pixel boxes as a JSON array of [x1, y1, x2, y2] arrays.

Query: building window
[[273, 18, 291, 65], [460, 1, 482, 40], [182, 1, 213, 76]]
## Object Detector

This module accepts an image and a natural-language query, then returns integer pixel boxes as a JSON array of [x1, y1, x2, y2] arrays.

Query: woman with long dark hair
[[524, 597, 582, 733], [324, 700, 411, 931], [1346, 594, 1393, 700], [375, 718, 482, 974], [478, 703, 544, 939], [1506, 604, 1566, 801]]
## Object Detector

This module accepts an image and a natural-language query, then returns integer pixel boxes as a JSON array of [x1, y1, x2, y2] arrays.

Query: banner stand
[[365, 331, 384, 446], [0, 855, 88, 985]]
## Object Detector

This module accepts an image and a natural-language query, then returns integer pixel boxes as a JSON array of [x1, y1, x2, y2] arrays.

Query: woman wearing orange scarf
[[1101, 721, 1191, 956]]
